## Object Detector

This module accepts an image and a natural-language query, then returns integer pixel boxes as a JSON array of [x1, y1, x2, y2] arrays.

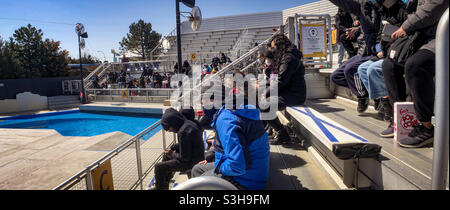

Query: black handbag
[[386, 31, 423, 65], [332, 143, 382, 160]]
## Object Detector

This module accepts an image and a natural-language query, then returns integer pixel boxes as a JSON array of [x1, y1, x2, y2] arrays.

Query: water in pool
[[0, 110, 161, 138]]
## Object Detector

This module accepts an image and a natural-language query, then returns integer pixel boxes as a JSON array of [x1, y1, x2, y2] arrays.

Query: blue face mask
[[370, 0, 377, 4], [402, 0, 410, 5]]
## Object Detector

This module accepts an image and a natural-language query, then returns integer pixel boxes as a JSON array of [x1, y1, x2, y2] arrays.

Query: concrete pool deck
[[80, 102, 166, 114], [0, 129, 133, 189], [0, 102, 167, 190]]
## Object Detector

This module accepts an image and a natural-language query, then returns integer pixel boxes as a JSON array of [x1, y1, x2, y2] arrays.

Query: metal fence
[[86, 88, 176, 103], [53, 120, 176, 190]]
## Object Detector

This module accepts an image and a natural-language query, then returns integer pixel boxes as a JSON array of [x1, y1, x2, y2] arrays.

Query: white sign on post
[[300, 24, 327, 57]]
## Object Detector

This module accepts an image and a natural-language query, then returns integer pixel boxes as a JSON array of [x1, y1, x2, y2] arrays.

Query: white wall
[[181, 11, 283, 34], [0, 92, 48, 114], [282, 0, 339, 23]]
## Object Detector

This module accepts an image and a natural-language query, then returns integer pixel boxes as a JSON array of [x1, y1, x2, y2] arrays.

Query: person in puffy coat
[[191, 87, 270, 190]]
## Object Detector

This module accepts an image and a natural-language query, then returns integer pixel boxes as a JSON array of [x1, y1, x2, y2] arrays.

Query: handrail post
[[85, 170, 94, 190], [432, 8, 449, 190], [327, 14, 333, 68], [135, 139, 144, 190], [162, 129, 167, 150]]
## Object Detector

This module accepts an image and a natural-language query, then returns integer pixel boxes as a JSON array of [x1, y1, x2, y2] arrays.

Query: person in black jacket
[[212, 55, 220, 69], [382, 0, 448, 148], [356, 0, 413, 137], [335, 8, 358, 60], [329, 0, 381, 113], [150, 108, 205, 190], [261, 34, 307, 145]]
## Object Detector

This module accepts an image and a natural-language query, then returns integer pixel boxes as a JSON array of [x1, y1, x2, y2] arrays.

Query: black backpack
[[386, 31, 423, 65]]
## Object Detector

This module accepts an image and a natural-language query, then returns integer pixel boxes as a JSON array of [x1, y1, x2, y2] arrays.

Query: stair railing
[[432, 8, 449, 190]]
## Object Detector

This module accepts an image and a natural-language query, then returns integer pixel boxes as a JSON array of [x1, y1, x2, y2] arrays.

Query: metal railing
[[172, 27, 284, 107], [84, 63, 111, 89], [432, 8, 449, 190], [107, 60, 178, 73], [53, 120, 176, 190], [150, 28, 177, 60], [84, 63, 110, 84], [155, 51, 233, 65], [83, 60, 179, 90], [86, 88, 176, 103], [58, 25, 283, 190], [231, 27, 250, 60]]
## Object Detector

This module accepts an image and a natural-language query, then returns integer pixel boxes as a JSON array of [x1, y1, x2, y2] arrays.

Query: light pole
[[76, 23, 88, 104], [176, 0, 196, 73], [176, 0, 182, 74]]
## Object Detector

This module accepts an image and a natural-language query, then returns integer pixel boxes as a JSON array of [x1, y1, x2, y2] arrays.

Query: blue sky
[[0, 0, 316, 61]]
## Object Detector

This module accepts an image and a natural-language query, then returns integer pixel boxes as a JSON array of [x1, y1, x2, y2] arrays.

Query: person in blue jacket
[[191, 84, 270, 190]]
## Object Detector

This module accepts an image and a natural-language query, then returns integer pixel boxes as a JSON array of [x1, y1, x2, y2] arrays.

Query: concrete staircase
[[47, 95, 81, 110]]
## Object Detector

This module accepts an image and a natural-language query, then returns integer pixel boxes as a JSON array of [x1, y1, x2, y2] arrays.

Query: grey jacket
[[401, 0, 449, 53]]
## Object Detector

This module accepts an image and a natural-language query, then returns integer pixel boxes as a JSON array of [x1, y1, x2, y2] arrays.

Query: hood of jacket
[[232, 104, 260, 121], [282, 45, 303, 63], [161, 108, 185, 132]]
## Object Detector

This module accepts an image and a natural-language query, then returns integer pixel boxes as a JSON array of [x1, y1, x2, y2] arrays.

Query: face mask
[[257, 59, 261, 64], [370, 0, 377, 4], [402, 0, 410, 5], [265, 60, 272, 66]]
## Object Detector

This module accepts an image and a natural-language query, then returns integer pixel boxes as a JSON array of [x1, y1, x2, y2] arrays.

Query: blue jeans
[[357, 59, 387, 100], [337, 42, 345, 66]]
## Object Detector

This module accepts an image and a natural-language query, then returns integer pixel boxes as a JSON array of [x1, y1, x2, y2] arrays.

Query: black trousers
[[405, 49, 435, 122], [382, 49, 435, 122], [340, 33, 357, 57], [382, 58, 408, 118], [154, 154, 195, 190], [261, 96, 287, 132]]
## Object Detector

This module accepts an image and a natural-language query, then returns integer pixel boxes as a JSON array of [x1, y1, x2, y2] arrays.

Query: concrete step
[[48, 103, 81, 110], [48, 95, 79, 100], [48, 95, 81, 110], [49, 99, 80, 104], [287, 98, 434, 190]]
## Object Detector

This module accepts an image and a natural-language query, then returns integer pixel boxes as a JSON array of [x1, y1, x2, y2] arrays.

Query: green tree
[[1, 24, 70, 79], [69, 53, 101, 64], [42, 39, 70, 77], [12, 24, 45, 78], [0, 37, 25, 79], [119, 19, 162, 60]]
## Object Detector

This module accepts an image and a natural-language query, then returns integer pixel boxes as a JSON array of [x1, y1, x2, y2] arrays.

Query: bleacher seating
[[155, 26, 277, 64]]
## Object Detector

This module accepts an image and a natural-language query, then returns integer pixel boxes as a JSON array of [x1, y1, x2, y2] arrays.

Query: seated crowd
[[146, 0, 449, 190], [330, 0, 447, 148], [150, 33, 307, 190], [92, 67, 174, 90]]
